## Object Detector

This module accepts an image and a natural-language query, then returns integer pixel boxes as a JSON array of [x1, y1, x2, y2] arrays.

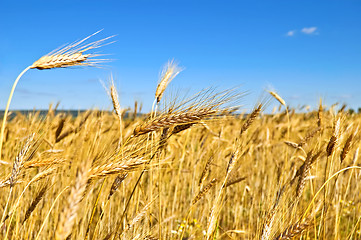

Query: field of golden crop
[[1, 33, 360, 240], [0, 98, 360, 239]]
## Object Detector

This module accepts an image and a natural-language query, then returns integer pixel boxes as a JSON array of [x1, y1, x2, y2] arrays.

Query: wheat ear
[[326, 118, 341, 157], [110, 80, 122, 121], [297, 127, 321, 148], [199, 156, 214, 187], [23, 185, 48, 223], [260, 207, 277, 240], [274, 221, 311, 240], [340, 128, 357, 163], [240, 103, 262, 135], [317, 99, 323, 128], [121, 198, 156, 237], [134, 108, 217, 136], [295, 150, 313, 200], [31, 31, 112, 69], [155, 60, 182, 104], [9, 134, 35, 187], [108, 76, 124, 148], [268, 91, 286, 107], [108, 173, 128, 200], [88, 158, 145, 179], [0, 133, 37, 229], [192, 178, 218, 205], [284, 141, 299, 149], [55, 167, 89, 240], [225, 176, 246, 188]]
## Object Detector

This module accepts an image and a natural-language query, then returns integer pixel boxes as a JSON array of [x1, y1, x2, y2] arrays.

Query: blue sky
[[0, 0, 360, 112]]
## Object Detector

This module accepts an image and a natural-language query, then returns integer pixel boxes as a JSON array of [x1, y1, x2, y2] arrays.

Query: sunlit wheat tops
[[1, 97, 361, 238], [31, 31, 113, 70], [155, 60, 182, 104]]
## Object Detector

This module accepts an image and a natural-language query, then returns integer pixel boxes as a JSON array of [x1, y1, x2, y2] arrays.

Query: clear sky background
[[0, 0, 360, 112]]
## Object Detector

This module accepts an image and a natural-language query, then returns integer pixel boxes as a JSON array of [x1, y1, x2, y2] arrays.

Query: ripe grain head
[[31, 31, 113, 70]]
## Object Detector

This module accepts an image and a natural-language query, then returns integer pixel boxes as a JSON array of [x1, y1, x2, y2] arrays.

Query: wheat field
[[0, 33, 360, 240]]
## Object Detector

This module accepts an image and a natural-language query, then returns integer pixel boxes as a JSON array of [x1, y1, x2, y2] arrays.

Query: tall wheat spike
[[108, 75, 124, 148], [108, 77, 123, 120], [0, 31, 113, 162], [155, 60, 182, 104]]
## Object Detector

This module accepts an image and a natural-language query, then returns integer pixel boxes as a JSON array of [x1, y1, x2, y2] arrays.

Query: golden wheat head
[[155, 60, 182, 104], [268, 91, 286, 106], [31, 30, 113, 70]]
